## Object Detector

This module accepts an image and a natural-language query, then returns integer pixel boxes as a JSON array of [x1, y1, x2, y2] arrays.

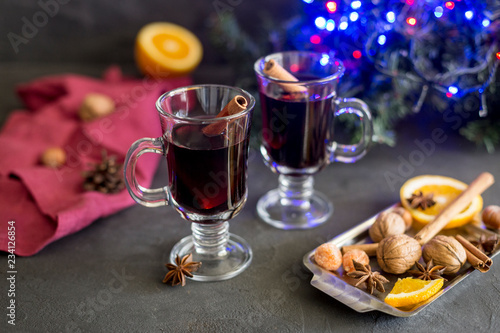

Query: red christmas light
[[290, 64, 299, 73], [353, 50, 362, 59], [406, 17, 417, 26], [446, 92, 453, 98], [496, 52, 500, 60], [406, 0, 414, 5], [445, 1, 455, 9], [310, 35, 321, 44], [326, 1, 337, 13]]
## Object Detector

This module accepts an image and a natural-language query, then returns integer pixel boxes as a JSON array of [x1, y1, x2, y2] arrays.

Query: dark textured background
[[1, 1, 500, 332]]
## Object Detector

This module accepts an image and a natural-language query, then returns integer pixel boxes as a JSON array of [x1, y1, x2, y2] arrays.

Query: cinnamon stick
[[414, 172, 495, 245], [202, 95, 248, 137], [455, 234, 493, 273], [341, 243, 378, 257], [263, 59, 308, 95]]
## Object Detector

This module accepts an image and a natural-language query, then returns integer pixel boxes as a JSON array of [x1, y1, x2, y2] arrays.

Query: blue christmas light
[[351, 0, 361, 10], [386, 11, 396, 23], [434, 6, 444, 18], [302, 0, 314, 3], [325, 19, 335, 31], [339, 21, 348, 30], [482, 19, 490, 27], [378, 35, 387, 46], [448, 86, 458, 95], [465, 11, 474, 20], [350, 12, 359, 22], [315, 16, 327, 29], [320, 55, 330, 66]]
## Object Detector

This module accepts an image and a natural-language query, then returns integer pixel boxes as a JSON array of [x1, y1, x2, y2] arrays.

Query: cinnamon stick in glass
[[202, 95, 248, 137], [263, 59, 308, 95]]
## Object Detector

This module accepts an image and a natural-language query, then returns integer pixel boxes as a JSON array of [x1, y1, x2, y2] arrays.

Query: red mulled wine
[[165, 124, 248, 216], [260, 89, 333, 170]]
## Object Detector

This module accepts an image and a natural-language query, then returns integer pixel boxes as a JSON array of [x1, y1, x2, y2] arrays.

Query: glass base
[[170, 232, 252, 282], [257, 188, 333, 230]]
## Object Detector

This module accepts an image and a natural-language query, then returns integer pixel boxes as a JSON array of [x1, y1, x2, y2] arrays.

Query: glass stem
[[278, 175, 314, 203], [191, 222, 229, 257]]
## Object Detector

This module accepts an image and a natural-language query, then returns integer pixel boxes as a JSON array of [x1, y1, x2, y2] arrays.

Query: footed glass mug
[[124, 85, 255, 281], [254, 51, 373, 229]]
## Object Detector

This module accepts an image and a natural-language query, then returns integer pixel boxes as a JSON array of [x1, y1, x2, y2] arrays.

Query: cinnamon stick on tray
[[414, 172, 495, 245], [455, 234, 493, 273], [263, 59, 308, 95], [202, 95, 248, 137], [341, 243, 378, 257]]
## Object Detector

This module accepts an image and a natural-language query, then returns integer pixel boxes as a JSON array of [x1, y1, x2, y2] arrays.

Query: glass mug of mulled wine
[[254, 51, 373, 229], [124, 85, 255, 281]]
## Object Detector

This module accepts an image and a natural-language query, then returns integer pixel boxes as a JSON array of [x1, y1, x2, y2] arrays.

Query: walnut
[[369, 212, 406, 242], [391, 207, 413, 230], [377, 234, 422, 274], [422, 235, 466, 274], [482, 205, 500, 229], [40, 147, 66, 168], [79, 93, 115, 121]]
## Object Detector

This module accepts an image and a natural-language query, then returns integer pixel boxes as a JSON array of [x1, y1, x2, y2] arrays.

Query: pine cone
[[82, 150, 125, 194]]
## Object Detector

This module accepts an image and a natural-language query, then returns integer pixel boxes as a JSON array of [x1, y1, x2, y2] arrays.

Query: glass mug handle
[[330, 98, 373, 163], [123, 137, 170, 207]]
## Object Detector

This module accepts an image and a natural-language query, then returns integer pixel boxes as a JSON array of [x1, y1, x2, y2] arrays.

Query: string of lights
[[299, 0, 499, 116]]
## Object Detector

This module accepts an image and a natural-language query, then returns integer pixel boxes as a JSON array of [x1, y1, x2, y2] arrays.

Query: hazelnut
[[79, 93, 115, 121], [377, 234, 422, 274], [422, 235, 466, 274], [342, 249, 369, 273], [369, 212, 406, 242], [40, 147, 66, 168], [314, 243, 342, 271], [391, 207, 413, 230], [482, 205, 500, 229]]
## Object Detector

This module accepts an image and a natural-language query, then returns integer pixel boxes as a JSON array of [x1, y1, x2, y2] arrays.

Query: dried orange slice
[[135, 22, 203, 77], [384, 277, 444, 308], [400, 175, 483, 229]]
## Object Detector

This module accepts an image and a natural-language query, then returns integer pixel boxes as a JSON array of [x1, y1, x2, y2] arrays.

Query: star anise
[[408, 259, 447, 281], [407, 191, 436, 210], [470, 234, 499, 255], [346, 260, 389, 294], [163, 253, 201, 287]]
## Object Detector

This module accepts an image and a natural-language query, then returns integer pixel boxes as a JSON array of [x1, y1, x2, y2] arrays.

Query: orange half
[[135, 22, 203, 77], [400, 175, 483, 229]]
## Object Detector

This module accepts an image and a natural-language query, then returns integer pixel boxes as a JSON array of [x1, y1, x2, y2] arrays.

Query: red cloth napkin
[[0, 67, 191, 256]]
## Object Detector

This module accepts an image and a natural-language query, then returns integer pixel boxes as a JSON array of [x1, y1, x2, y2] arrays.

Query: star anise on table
[[408, 259, 447, 281], [406, 191, 436, 210], [163, 253, 201, 287], [346, 260, 389, 295], [470, 234, 499, 255]]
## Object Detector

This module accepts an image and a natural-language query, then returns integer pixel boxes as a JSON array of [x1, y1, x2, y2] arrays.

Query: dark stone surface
[[1, 62, 500, 332]]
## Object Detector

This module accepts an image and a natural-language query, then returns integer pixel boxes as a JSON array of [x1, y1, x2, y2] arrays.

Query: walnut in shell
[[377, 234, 422, 274], [369, 212, 406, 242], [422, 235, 466, 274], [79, 93, 115, 121]]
